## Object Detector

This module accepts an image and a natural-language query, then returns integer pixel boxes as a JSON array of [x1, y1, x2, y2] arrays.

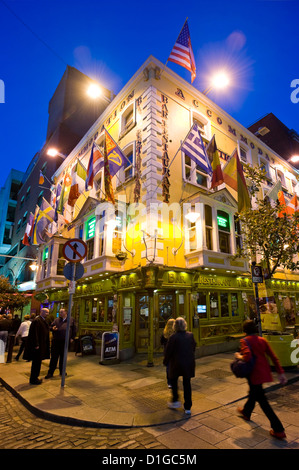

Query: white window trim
[[190, 110, 211, 140], [119, 102, 136, 138], [258, 155, 271, 179], [117, 141, 135, 185], [182, 152, 211, 189], [237, 140, 252, 166]]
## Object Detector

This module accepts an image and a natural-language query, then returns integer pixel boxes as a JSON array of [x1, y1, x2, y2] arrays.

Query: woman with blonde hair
[[161, 318, 175, 388]]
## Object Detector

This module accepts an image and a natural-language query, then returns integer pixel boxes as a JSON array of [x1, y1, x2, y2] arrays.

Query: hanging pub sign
[[100, 331, 119, 364]]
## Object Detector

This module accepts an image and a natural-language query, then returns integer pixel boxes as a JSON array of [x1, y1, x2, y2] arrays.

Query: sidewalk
[[1, 349, 299, 428]]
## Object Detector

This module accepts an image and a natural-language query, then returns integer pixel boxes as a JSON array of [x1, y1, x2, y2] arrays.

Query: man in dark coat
[[24, 308, 50, 385], [45, 308, 76, 379], [163, 317, 196, 415]]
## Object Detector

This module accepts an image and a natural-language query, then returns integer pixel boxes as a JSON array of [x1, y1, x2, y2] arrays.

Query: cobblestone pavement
[[1, 380, 299, 451]]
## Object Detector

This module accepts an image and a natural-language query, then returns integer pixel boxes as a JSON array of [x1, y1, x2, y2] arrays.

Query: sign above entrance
[[63, 239, 87, 263]]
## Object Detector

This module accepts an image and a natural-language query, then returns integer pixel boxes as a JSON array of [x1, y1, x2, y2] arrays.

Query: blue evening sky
[[0, 0, 298, 188]]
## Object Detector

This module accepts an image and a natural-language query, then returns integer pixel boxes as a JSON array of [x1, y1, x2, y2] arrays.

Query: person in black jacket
[[45, 308, 76, 379], [24, 308, 50, 385], [163, 317, 196, 415]]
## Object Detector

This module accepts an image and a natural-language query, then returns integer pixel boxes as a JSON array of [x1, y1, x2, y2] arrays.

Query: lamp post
[[288, 155, 299, 165], [46, 148, 67, 159]]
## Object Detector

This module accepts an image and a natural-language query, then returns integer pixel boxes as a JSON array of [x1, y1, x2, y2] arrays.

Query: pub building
[[35, 56, 299, 362]]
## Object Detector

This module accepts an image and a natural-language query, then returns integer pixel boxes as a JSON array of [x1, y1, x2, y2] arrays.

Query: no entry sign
[[63, 238, 87, 262]]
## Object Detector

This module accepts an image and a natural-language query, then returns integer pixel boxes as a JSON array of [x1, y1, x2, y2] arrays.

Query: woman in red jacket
[[235, 320, 287, 439]]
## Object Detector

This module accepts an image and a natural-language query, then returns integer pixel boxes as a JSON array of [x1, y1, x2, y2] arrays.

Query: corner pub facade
[[35, 56, 299, 361]]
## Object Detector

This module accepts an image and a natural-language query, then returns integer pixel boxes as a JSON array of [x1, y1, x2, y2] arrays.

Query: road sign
[[251, 265, 263, 283], [63, 262, 84, 281], [63, 238, 87, 263]]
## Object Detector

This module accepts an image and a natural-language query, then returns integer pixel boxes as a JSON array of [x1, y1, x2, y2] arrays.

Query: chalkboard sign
[[79, 335, 96, 356]]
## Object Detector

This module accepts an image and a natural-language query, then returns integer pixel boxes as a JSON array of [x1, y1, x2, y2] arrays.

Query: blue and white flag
[[181, 123, 212, 174]]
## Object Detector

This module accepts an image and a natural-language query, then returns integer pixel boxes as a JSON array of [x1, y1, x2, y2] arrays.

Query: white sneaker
[[168, 401, 181, 409]]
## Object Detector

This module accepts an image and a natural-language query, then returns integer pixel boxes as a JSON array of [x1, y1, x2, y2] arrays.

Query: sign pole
[[61, 262, 75, 388], [251, 262, 263, 337]]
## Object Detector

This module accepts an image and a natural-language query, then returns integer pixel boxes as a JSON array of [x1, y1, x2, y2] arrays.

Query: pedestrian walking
[[24, 308, 50, 385], [14, 315, 31, 361], [45, 308, 76, 379], [161, 318, 175, 388], [235, 319, 287, 439], [0, 314, 12, 352], [163, 317, 196, 415]]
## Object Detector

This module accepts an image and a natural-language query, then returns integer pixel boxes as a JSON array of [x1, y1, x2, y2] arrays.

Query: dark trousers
[[30, 349, 42, 383], [243, 382, 284, 432], [169, 376, 192, 410], [15, 337, 28, 359], [48, 339, 65, 375]]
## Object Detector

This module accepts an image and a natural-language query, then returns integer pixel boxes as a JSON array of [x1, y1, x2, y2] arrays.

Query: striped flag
[[181, 123, 212, 174], [85, 143, 103, 190], [168, 20, 196, 83], [206, 135, 224, 189], [223, 149, 251, 212]]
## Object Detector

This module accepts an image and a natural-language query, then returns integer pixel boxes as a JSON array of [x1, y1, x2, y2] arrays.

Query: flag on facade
[[104, 137, 115, 204], [286, 194, 298, 214], [104, 130, 127, 176], [57, 172, 72, 214], [22, 212, 34, 246], [206, 135, 224, 189], [85, 143, 103, 190], [39, 170, 44, 185], [223, 148, 251, 212], [181, 123, 212, 174], [266, 180, 282, 201], [168, 19, 196, 83], [68, 160, 87, 207], [32, 199, 55, 245], [278, 191, 298, 217]]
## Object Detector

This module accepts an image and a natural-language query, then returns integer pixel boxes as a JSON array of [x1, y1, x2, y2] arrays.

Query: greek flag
[[181, 123, 212, 174]]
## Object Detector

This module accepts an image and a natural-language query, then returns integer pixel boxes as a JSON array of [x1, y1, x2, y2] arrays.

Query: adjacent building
[[34, 56, 299, 360], [0, 66, 114, 315]]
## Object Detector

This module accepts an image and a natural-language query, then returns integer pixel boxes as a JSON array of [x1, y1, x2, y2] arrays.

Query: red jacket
[[240, 334, 284, 385]]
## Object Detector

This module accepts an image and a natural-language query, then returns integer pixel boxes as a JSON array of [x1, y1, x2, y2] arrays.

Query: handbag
[[230, 338, 256, 378]]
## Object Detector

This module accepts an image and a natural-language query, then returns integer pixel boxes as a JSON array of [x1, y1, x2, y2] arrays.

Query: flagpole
[[160, 18, 188, 79]]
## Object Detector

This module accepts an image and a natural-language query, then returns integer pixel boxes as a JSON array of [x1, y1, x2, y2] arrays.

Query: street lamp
[[47, 148, 67, 159], [203, 71, 230, 96], [288, 155, 299, 164], [87, 84, 102, 99]]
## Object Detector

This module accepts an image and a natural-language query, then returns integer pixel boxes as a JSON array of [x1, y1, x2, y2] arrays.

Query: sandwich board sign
[[100, 332, 119, 364]]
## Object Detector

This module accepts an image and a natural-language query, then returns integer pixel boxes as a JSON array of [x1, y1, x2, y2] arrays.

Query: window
[[120, 103, 135, 137], [20, 196, 25, 208], [187, 220, 197, 252], [22, 211, 28, 226], [16, 219, 22, 233], [217, 210, 231, 254], [124, 149, 133, 181], [239, 146, 247, 163], [112, 211, 123, 254], [234, 215, 242, 251], [220, 293, 229, 317], [237, 141, 252, 166], [183, 156, 208, 188], [98, 213, 105, 256], [118, 143, 135, 185], [37, 190, 44, 207], [197, 293, 207, 318], [86, 217, 96, 261], [42, 247, 48, 279], [210, 292, 219, 318], [205, 205, 213, 250], [191, 111, 211, 139], [277, 170, 286, 188], [57, 244, 65, 275], [25, 186, 31, 201]]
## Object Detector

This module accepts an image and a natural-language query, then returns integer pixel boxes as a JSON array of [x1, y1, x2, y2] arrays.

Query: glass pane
[[231, 293, 239, 316], [197, 293, 207, 318], [220, 293, 229, 317], [205, 205, 213, 227], [107, 297, 114, 323], [98, 297, 105, 322], [210, 292, 219, 318], [206, 227, 213, 250], [91, 298, 98, 322], [158, 294, 175, 328], [219, 232, 230, 253], [138, 295, 149, 329], [196, 171, 207, 187]]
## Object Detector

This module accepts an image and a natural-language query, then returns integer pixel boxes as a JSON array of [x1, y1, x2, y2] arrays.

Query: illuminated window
[[204, 205, 213, 250], [217, 210, 231, 254]]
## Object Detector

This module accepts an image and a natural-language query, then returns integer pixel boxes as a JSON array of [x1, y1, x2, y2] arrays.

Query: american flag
[[181, 123, 212, 174], [168, 20, 196, 83]]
